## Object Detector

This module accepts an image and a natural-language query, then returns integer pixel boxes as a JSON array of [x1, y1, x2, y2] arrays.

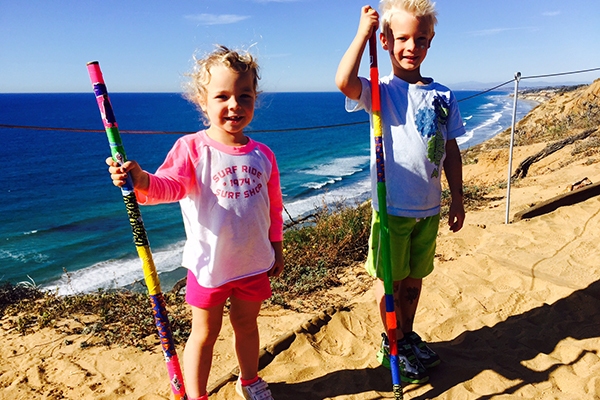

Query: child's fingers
[[448, 212, 464, 232], [267, 261, 284, 277], [106, 157, 123, 172], [106, 158, 130, 173], [105, 157, 118, 168], [110, 170, 129, 187], [105, 158, 130, 186], [360, 5, 379, 35], [447, 203, 458, 231], [363, 5, 379, 19]]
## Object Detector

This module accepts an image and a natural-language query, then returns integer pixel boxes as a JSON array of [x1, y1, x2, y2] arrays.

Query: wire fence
[[1, 67, 599, 135]]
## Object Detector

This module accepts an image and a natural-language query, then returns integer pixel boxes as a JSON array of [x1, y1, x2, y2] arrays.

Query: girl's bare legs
[[183, 303, 225, 398], [229, 297, 263, 380], [375, 277, 423, 339]]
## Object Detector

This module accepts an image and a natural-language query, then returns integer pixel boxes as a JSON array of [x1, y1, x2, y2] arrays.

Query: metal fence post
[[505, 72, 521, 224]]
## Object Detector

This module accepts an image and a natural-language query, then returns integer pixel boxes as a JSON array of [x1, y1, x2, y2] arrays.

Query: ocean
[[0, 91, 535, 295]]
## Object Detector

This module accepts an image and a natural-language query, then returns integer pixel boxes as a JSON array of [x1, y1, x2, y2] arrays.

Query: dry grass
[[1, 283, 190, 350], [269, 200, 372, 310]]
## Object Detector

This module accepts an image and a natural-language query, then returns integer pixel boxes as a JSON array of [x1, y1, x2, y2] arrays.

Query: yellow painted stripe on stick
[[136, 245, 162, 295], [373, 111, 382, 137]]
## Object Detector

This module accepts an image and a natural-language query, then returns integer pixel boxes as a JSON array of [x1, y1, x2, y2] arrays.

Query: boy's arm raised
[[335, 6, 379, 101]]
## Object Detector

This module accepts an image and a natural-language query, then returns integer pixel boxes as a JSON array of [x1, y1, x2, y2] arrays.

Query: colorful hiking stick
[[87, 61, 187, 400], [369, 35, 403, 399]]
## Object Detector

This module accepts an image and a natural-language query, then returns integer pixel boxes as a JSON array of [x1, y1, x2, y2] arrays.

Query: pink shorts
[[185, 269, 272, 309]]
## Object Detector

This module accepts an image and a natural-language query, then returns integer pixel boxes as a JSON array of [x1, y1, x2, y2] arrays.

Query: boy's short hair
[[184, 45, 260, 111], [380, 0, 438, 35]]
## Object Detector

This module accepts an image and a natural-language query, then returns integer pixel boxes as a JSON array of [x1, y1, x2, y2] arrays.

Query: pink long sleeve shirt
[[136, 131, 283, 288]]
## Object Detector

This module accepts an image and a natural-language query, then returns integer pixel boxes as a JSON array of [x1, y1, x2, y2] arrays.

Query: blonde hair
[[184, 45, 260, 114], [380, 0, 438, 35]]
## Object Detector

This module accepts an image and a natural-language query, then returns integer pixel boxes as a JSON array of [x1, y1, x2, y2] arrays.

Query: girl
[[107, 45, 283, 400]]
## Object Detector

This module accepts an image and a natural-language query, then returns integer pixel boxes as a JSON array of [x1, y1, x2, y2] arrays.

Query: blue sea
[[0, 91, 535, 295]]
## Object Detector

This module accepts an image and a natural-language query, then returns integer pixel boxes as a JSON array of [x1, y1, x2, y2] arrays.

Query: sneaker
[[376, 333, 429, 384], [235, 377, 274, 400], [405, 331, 441, 369]]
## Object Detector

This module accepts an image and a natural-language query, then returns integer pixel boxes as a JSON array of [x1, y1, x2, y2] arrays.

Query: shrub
[[269, 201, 371, 307]]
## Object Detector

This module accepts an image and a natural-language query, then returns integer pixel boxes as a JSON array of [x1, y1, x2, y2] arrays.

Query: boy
[[335, 1, 465, 384]]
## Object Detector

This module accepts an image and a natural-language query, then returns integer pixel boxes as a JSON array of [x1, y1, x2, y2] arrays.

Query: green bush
[[270, 201, 371, 307]]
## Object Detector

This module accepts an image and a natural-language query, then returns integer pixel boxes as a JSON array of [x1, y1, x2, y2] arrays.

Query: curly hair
[[183, 45, 260, 116]]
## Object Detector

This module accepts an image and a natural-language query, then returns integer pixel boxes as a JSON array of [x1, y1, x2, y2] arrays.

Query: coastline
[[2, 81, 599, 399]]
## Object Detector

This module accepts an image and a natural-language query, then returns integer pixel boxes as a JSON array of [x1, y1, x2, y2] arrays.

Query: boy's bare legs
[[184, 303, 225, 398], [229, 297, 262, 380], [375, 277, 422, 339], [397, 277, 422, 335]]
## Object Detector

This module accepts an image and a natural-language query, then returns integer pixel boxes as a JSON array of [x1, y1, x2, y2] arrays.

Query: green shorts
[[365, 211, 440, 281]]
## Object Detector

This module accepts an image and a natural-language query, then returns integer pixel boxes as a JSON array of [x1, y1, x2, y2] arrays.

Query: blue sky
[[1, 0, 599, 93]]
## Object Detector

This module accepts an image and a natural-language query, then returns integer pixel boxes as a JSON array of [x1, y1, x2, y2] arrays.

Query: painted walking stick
[[87, 61, 187, 400], [369, 34, 403, 399]]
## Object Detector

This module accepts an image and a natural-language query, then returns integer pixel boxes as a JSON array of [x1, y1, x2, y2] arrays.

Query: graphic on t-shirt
[[415, 95, 449, 178], [211, 165, 264, 200]]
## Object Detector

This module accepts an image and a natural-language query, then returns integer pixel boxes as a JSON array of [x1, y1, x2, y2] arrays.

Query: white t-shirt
[[135, 131, 283, 288], [347, 74, 466, 218]]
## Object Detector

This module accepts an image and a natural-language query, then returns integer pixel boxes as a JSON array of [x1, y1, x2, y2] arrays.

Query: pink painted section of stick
[[166, 355, 186, 400], [87, 62, 118, 129], [86, 62, 105, 84]]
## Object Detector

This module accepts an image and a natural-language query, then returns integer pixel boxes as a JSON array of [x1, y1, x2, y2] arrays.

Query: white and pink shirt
[[136, 131, 283, 288]]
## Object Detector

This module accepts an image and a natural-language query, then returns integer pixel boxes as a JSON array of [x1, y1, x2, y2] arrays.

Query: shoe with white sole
[[235, 377, 274, 400]]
